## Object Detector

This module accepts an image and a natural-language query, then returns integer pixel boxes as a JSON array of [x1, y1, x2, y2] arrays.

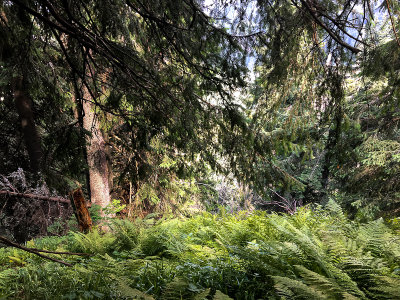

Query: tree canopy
[[1, 0, 400, 226]]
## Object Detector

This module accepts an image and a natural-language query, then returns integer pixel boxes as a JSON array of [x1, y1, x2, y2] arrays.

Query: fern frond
[[369, 275, 400, 299], [160, 277, 193, 300], [324, 263, 366, 299], [68, 230, 115, 254], [192, 289, 234, 300], [273, 275, 328, 299], [193, 288, 211, 300], [269, 219, 330, 276], [356, 219, 390, 256], [325, 200, 345, 220], [111, 219, 141, 251], [295, 265, 365, 299], [116, 280, 155, 300], [295, 265, 344, 296]]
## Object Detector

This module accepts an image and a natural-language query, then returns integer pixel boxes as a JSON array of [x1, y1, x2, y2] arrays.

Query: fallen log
[[0, 190, 70, 204], [1, 188, 93, 233]]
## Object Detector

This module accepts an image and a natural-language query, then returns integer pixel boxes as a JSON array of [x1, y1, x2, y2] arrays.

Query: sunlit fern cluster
[[1, 201, 400, 299]]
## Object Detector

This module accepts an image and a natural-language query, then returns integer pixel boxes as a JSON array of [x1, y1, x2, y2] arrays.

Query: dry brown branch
[[26, 247, 93, 256], [0, 235, 73, 266], [0, 190, 70, 204]]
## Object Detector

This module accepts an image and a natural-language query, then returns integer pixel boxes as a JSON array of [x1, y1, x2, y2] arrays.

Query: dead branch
[[0, 235, 73, 266], [25, 247, 93, 256], [0, 190, 70, 204]]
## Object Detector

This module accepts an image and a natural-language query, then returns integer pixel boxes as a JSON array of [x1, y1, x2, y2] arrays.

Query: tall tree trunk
[[82, 86, 111, 211], [13, 77, 43, 173], [321, 112, 342, 190], [72, 88, 91, 200], [320, 71, 343, 199]]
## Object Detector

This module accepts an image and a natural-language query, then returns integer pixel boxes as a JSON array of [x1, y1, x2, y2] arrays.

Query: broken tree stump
[[69, 188, 92, 233]]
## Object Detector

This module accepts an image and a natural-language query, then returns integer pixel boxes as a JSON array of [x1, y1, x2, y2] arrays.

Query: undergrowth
[[1, 201, 400, 299]]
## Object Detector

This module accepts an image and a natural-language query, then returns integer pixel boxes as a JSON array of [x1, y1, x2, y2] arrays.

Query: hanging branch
[[386, 0, 400, 48], [296, 0, 362, 53]]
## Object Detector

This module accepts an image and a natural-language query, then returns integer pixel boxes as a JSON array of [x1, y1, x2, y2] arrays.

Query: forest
[[0, 0, 400, 299]]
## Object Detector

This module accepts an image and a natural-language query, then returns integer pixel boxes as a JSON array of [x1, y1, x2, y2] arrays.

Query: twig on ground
[[0, 235, 92, 267]]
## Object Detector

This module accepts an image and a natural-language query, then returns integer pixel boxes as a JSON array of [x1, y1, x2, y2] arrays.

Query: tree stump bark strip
[[70, 188, 92, 233]]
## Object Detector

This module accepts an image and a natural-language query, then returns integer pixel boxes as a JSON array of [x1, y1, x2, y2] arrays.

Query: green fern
[[273, 275, 328, 299], [294, 265, 363, 299], [160, 277, 197, 300], [111, 219, 141, 251], [2, 207, 400, 299], [193, 288, 212, 300], [369, 275, 400, 299], [116, 279, 155, 299], [68, 229, 116, 254], [192, 288, 234, 300]]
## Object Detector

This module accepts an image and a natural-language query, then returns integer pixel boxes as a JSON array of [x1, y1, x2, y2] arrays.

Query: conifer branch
[[297, 0, 362, 53], [385, 0, 400, 48]]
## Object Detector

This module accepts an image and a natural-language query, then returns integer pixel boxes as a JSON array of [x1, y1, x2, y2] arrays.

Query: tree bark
[[13, 77, 43, 173], [321, 72, 343, 198], [72, 88, 92, 200], [70, 188, 92, 233], [81, 85, 111, 211]]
